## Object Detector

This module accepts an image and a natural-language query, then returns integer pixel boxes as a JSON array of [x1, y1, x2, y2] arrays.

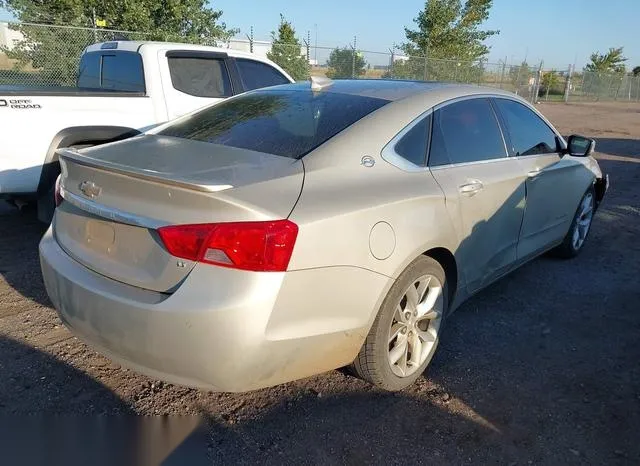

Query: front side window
[[159, 89, 389, 159], [236, 59, 290, 91], [429, 98, 506, 166], [493, 98, 559, 156], [168, 56, 232, 98]]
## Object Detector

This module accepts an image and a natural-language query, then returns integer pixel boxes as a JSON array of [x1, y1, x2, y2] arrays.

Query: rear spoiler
[[57, 147, 233, 194]]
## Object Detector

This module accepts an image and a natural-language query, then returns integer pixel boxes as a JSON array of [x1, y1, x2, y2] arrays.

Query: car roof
[[261, 79, 517, 102]]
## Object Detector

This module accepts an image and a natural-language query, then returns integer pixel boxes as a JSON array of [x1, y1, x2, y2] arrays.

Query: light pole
[[314, 23, 318, 63]]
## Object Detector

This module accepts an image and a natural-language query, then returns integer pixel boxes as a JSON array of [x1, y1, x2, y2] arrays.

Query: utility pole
[[351, 35, 357, 78], [314, 24, 318, 63], [92, 8, 97, 42], [306, 29, 311, 72]]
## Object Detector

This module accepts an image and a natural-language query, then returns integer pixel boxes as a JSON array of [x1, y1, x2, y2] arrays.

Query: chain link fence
[[2, 21, 640, 104]]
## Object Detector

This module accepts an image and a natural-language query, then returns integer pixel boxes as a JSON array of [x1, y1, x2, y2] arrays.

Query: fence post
[[532, 61, 543, 103], [636, 76, 640, 102], [423, 56, 428, 81], [499, 57, 506, 89], [389, 49, 395, 78], [563, 64, 573, 103]]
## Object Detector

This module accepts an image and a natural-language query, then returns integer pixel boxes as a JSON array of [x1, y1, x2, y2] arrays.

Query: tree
[[266, 15, 308, 81], [2, 0, 236, 85], [402, 0, 499, 61], [326, 47, 366, 79], [632, 66, 640, 77], [585, 47, 627, 73], [540, 69, 562, 99]]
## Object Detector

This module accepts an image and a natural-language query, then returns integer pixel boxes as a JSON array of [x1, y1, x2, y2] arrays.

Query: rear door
[[159, 50, 237, 120], [428, 97, 526, 293], [491, 97, 590, 259]]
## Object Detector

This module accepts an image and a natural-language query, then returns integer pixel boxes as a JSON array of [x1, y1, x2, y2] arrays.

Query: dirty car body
[[39, 80, 607, 392]]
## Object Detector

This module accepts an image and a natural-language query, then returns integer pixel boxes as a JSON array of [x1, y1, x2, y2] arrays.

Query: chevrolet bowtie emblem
[[79, 181, 101, 199]]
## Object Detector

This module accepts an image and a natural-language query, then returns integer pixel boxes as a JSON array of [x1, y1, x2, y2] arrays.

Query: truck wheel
[[352, 256, 448, 391]]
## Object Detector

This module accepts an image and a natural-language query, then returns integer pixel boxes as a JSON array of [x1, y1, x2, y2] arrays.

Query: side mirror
[[566, 135, 595, 157]]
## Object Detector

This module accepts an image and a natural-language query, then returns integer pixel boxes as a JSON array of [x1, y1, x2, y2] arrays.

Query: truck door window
[[235, 59, 291, 91], [168, 57, 232, 98]]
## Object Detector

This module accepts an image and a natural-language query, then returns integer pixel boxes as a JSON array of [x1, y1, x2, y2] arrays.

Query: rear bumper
[[39, 226, 390, 392]]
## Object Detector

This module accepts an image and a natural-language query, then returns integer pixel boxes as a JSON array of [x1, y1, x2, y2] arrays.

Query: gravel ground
[[0, 102, 639, 465]]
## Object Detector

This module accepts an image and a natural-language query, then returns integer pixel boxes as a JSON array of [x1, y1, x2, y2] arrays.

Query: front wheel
[[352, 256, 448, 391], [553, 186, 595, 258]]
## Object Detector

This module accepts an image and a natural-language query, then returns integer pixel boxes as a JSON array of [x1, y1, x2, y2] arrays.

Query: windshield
[[158, 89, 389, 158]]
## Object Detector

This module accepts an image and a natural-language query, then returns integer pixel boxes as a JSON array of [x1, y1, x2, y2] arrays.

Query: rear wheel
[[352, 256, 448, 391], [553, 186, 595, 258]]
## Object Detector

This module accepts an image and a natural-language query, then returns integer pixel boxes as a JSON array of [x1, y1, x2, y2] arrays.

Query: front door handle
[[527, 168, 543, 179], [458, 180, 484, 196]]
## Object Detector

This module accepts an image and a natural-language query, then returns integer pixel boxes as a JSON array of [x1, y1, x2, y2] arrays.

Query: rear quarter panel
[[287, 96, 460, 280]]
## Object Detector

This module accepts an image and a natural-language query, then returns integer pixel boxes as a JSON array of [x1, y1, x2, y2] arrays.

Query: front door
[[428, 98, 526, 293], [491, 98, 592, 259]]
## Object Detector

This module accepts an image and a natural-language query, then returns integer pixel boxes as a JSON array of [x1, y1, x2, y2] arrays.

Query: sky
[[1, 0, 638, 69], [210, 0, 640, 69]]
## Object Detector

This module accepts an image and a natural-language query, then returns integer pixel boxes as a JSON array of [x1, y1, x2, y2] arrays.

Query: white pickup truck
[[0, 41, 293, 222]]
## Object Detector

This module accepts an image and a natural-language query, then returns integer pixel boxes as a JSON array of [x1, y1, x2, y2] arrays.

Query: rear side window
[[493, 98, 559, 156], [159, 89, 389, 159], [429, 98, 506, 166], [236, 58, 290, 91], [394, 115, 431, 166], [168, 56, 232, 98], [77, 51, 144, 92]]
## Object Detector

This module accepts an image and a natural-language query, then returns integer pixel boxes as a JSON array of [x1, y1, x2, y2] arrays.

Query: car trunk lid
[[54, 134, 303, 292]]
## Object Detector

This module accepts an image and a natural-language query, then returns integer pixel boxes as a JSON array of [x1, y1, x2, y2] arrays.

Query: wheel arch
[[36, 125, 141, 196], [422, 247, 458, 309]]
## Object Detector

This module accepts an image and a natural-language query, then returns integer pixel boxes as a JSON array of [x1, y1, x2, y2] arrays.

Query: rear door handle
[[458, 180, 484, 196]]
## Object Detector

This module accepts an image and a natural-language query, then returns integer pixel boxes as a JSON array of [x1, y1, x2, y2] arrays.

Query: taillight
[[54, 174, 63, 207], [157, 220, 298, 272]]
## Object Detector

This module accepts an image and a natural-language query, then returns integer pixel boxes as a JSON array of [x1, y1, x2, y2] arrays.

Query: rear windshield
[[158, 89, 389, 158]]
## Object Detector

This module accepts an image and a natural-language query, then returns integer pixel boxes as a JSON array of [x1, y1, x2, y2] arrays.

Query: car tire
[[552, 185, 596, 259], [352, 255, 448, 391]]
